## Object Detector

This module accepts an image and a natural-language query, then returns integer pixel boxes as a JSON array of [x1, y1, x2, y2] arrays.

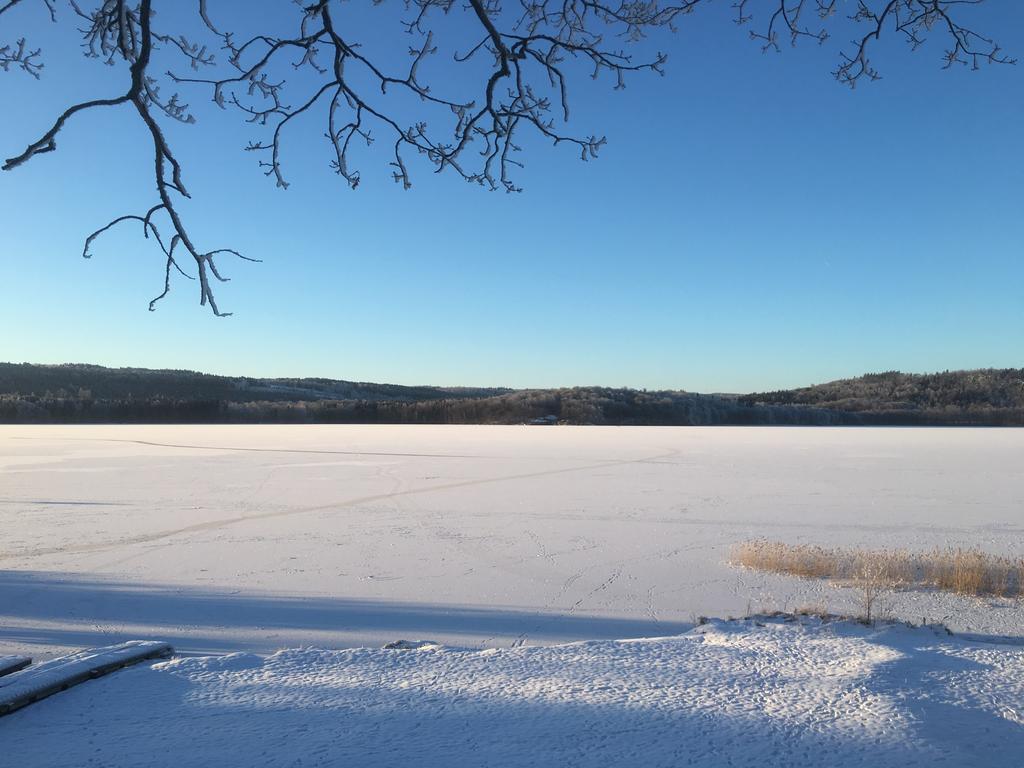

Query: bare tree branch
[[0, 36, 43, 76]]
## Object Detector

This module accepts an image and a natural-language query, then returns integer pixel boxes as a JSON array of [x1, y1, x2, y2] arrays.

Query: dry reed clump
[[731, 540, 1024, 598]]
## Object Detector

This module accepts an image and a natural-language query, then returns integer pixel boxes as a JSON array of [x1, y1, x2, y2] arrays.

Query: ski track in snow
[[3, 618, 1023, 767], [0, 449, 678, 560]]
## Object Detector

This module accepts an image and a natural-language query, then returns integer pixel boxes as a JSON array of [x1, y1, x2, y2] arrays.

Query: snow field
[[3, 618, 1023, 767], [2, 425, 1023, 659]]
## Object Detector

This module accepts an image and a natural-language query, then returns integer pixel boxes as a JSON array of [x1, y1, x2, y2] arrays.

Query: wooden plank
[[0, 656, 31, 678], [0, 641, 172, 717]]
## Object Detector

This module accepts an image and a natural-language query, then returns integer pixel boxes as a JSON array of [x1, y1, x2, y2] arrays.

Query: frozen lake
[[1, 425, 1021, 659]]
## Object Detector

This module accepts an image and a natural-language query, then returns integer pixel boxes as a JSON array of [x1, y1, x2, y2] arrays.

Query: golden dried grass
[[731, 539, 1023, 598]]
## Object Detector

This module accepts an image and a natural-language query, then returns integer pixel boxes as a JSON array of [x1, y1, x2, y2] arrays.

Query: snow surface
[[1, 425, 1022, 661], [2, 618, 1023, 767]]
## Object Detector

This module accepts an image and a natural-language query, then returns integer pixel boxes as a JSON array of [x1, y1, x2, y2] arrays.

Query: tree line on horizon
[[1, 364, 1021, 426]]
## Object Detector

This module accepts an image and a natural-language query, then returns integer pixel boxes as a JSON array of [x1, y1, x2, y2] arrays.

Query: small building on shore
[[527, 415, 559, 425]]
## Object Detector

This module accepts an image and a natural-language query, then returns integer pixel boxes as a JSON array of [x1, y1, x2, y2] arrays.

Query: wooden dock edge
[[0, 657, 32, 678], [0, 641, 173, 718]]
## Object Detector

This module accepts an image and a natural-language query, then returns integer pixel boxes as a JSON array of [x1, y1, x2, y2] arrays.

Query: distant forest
[[1, 363, 1022, 426]]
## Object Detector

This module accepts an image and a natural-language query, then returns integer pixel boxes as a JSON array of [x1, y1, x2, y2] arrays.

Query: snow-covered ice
[[2, 617, 1023, 767], [1, 425, 1022, 660]]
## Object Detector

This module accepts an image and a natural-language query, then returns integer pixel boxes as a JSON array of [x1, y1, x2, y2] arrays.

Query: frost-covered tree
[[1, 1, 1013, 314]]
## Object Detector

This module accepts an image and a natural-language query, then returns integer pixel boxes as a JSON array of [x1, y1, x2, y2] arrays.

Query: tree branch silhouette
[[1, 0, 1013, 314]]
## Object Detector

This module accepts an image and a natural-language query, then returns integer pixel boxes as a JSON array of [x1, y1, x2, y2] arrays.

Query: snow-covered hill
[[3, 617, 1022, 767]]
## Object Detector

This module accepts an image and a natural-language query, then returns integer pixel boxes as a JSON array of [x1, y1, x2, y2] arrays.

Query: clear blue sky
[[1, 2, 1021, 392]]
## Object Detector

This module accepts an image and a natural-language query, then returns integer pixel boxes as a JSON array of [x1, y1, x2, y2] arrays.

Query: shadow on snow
[[0, 569, 691, 655]]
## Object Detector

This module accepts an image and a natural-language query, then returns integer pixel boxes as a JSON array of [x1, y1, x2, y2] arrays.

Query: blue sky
[[1, 1, 1021, 392]]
